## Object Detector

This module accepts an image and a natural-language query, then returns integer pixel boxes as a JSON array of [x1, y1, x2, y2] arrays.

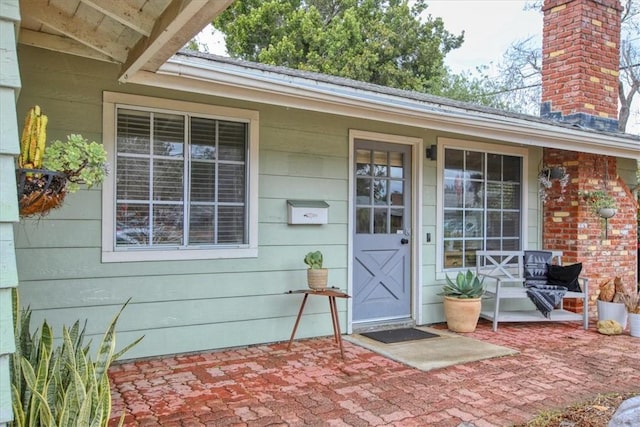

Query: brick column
[[542, 149, 637, 314]]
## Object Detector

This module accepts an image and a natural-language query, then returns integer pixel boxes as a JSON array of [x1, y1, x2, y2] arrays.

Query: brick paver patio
[[108, 320, 640, 426]]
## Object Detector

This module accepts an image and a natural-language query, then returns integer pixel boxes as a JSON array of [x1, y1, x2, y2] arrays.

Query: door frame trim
[[347, 129, 424, 333]]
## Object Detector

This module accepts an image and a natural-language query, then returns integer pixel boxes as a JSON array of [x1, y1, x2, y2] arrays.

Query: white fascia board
[[130, 56, 640, 160]]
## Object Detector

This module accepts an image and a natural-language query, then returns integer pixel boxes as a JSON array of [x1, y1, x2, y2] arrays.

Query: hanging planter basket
[[17, 168, 67, 218], [597, 207, 617, 219]]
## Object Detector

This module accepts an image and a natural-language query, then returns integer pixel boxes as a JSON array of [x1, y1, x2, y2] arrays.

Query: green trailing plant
[[439, 270, 485, 299], [10, 290, 143, 427], [43, 133, 108, 193], [303, 251, 323, 269], [578, 190, 617, 215]]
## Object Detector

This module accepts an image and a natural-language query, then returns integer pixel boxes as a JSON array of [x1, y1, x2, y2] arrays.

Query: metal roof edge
[[148, 52, 640, 159]]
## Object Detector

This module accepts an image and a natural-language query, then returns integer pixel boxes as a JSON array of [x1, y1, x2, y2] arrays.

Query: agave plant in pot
[[439, 270, 485, 333], [304, 250, 328, 290]]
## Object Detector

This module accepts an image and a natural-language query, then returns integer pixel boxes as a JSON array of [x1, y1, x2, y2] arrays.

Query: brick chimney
[[540, 0, 622, 132], [539, 0, 637, 314]]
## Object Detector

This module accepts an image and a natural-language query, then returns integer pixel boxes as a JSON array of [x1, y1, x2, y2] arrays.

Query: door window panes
[[355, 147, 407, 234]]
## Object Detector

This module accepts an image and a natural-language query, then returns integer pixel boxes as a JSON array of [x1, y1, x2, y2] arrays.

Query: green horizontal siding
[[113, 311, 344, 361], [16, 246, 348, 280], [14, 44, 356, 358], [17, 269, 347, 309], [25, 293, 346, 336], [14, 44, 555, 360], [12, 45, 427, 359], [2, 1, 20, 424]]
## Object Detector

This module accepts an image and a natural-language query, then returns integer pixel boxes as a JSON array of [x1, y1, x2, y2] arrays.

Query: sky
[[194, 0, 639, 134], [422, 0, 542, 75]]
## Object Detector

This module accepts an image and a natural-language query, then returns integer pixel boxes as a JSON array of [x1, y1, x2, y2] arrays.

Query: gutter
[[127, 54, 640, 160]]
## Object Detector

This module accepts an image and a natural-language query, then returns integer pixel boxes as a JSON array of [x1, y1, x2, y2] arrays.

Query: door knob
[[401, 238, 409, 245]]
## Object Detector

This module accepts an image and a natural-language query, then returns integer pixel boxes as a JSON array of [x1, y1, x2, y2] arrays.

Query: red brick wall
[[541, 149, 637, 312], [541, 0, 621, 119], [539, 0, 636, 316]]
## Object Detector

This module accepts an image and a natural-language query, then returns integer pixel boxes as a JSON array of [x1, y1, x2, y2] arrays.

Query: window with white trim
[[102, 93, 259, 262], [441, 146, 523, 270]]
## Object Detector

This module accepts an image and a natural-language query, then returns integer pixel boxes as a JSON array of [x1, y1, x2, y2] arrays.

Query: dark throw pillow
[[524, 250, 552, 287], [546, 263, 583, 292]]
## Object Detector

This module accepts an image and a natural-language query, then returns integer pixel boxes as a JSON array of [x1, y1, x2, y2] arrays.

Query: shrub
[[10, 292, 142, 427]]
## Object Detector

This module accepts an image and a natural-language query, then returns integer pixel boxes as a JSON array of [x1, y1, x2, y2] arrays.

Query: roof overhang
[[128, 54, 640, 160], [18, 0, 234, 83]]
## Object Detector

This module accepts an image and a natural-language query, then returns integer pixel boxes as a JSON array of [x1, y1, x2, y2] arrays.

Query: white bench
[[475, 250, 589, 332]]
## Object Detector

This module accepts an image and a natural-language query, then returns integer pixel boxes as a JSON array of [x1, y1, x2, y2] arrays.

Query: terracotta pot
[[307, 268, 328, 290], [443, 296, 482, 333]]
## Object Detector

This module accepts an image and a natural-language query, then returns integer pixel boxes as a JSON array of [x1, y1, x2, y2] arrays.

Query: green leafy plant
[[578, 190, 617, 215], [303, 251, 323, 269], [439, 270, 485, 299], [43, 133, 108, 193], [10, 291, 143, 427]]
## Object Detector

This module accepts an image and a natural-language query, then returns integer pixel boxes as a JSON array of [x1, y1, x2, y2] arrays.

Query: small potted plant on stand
[[304, 251, 328, 290], [439, 270, 485, 332]]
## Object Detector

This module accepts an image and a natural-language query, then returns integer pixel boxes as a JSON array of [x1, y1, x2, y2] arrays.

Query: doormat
[[360, 328, 439, 344]]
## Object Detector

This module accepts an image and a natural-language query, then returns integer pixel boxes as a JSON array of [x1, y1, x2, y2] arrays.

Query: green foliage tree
[[213, 0, 500, 105]]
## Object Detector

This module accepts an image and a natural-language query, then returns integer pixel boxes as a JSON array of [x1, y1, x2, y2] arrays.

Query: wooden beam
[[18, 28, 117, 63], [119, 0, 234, 82], [21, 0, 127, 63], [79, 0, 155, 37]]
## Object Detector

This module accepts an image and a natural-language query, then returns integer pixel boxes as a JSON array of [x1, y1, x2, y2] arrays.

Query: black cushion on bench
[[546, 263, 583, 292]]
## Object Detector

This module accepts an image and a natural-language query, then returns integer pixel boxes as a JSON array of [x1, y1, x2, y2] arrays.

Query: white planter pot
[[629, 313, 640, 338], [597, 207, 617, 219], [597, 300, 628, 330]]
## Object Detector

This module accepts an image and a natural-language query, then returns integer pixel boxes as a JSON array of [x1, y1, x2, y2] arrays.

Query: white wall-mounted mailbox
[[287, 200, 329, 225]]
